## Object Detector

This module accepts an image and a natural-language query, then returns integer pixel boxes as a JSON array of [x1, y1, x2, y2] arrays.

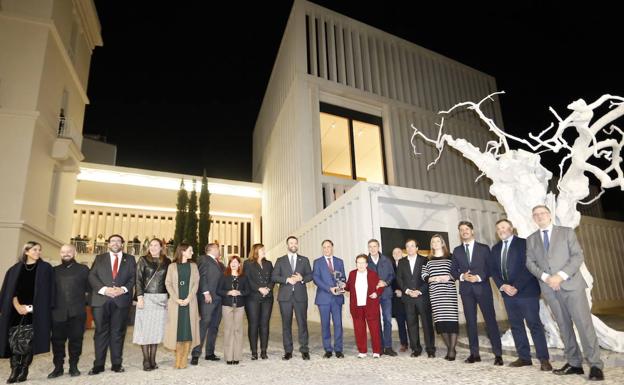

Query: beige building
[[0, 0, 102, 275]]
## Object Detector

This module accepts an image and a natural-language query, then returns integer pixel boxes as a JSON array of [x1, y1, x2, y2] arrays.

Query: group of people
[[0, 204, 605, 382]]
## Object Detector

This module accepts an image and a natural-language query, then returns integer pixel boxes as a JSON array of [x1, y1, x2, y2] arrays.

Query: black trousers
[[192, 300, 222, 358], [404, 296, 435, 354], [245, 298, 273, 353], [278, 298, 308, 353], [92, 302, 130, 367], [51, 313, 86, 366]]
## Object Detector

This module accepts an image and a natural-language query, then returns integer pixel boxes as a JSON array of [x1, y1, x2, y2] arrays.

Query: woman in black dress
[[0, 241, 54, 383], [243, 243, 274, 360]]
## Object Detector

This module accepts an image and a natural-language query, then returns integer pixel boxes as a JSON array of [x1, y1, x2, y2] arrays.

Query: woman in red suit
[[345, 254, 384, 358]]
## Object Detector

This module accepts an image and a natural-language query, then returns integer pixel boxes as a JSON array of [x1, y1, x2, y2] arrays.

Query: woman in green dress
[[164, 243, 200, 369]]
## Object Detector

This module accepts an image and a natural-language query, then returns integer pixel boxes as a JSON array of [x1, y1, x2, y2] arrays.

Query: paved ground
[[1, 306, 622, 384]]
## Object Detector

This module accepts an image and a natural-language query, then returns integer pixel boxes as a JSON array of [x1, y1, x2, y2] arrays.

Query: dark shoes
[[427, 352, 436, 358], [69, 364, 81, 377], [399, 344, 408, 352], [464, 355, 481, 363], [88, 365, 104, 375], [384, 348, 398, 357], [539, 359, 552, 371], [260, 351, 268, 360], [282, 352, 292, 360], [493, 356, 504, 366], [323, 351, 333, 358], [190, 356, 199, 366], [589, 366, 604, 381], [508, 358, 531, 367], [553, 363, 584, 375], [335, 351, 344, 358], [410, 350, 421, 358], [111, 364, 125, 373], [226, 361, 233, 365], [302, 352, 310, 360], [205, 354, 221, 361], [47, 366, 64, 379], [251, 353, 258, 360]]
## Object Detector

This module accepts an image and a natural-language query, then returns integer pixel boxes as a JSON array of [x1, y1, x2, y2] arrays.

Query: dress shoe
[[260, 351, 268, 360], [399, 344, 408, 352], [88, 366, 104, 375], [427, 352, 436, 358], [464, 355, 481, 363], [226, 361, 233, 365], [47, 366, 64, 379], [588, 366, 604, 381], [323, 351, 333, 358], [282, 352, 292, 360], [111, 364, 125, 373], [69, 364, 81, 377], [383, 348, 398, 357], [508, 358, 531, 367], [410, 351, 421, 357], [190, 356, 199, 366], [233, 361, 239, 365], [553, 363, 584, 375], [205, 354, 220, 361], [251, 353, 258, 360], [539, 359, 552, 371], [302, 352, 310, 360], [335, 352, 344, 358], [493, 356, 504, 366]]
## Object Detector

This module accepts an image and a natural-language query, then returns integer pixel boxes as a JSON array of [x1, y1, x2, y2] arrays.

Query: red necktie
[[327, 257, 334, 273], [112, 253, 119, 279]]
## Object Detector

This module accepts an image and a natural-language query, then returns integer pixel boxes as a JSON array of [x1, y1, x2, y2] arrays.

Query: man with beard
[[48, 244, 90, 378], [88, 234, 136, 375]]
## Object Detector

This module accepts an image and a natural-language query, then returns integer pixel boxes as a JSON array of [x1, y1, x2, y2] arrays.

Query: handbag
[[8, 316, 34, 355]]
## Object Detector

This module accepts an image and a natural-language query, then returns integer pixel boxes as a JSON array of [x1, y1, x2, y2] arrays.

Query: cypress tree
[[173, 179, 188, 246], [184, 179, 199, 253], [198, 170, 211, 255]]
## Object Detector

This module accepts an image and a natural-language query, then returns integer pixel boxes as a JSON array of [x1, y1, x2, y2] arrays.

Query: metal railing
[[70, 239, 176, 258]]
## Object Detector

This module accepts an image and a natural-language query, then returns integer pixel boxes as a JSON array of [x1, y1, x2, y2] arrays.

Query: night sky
[[84, 1, 623, 219]]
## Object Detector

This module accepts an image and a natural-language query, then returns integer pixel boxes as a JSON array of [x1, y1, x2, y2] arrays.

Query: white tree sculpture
[[411, 92, 624, 352]]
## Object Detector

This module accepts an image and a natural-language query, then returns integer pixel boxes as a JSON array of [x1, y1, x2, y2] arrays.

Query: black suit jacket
[[272, 254, 312, 302], [451, 242, 492, 296], [52, 262, 90, 322], [396, 255, 429, 303], [490, 237, 540, 298], [89, 252, 136, 308], [244, 259, 274, 302], [196, 254, 224, 302]]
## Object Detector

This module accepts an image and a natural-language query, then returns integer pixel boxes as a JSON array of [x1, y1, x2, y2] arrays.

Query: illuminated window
[[319, 103, 386, 183]]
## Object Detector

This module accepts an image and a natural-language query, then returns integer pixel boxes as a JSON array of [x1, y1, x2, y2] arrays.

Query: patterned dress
[[421, 256, 459, 333]]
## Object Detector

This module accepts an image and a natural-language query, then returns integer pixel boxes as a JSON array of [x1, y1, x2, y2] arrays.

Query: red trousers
[[351, 305, 382, 353]]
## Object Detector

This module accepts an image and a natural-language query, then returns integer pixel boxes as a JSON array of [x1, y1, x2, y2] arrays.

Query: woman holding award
[[345, 254, 384, 358], [218, 255, 249, 364]]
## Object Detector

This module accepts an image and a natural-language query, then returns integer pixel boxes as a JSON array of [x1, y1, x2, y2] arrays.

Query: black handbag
[[8, 316, 34, 355]]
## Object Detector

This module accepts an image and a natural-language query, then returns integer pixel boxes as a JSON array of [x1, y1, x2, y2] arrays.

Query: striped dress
[[421, 256, 459, 334]]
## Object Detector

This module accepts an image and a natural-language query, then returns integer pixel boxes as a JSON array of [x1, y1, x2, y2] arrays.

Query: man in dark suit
[[272, 236, 313, 360], [312, 239, 345, 358], [490, 219, 551, 371], [396, 239, 435, 357], [391, 247, 409, 352], [88, 234, 136, 375], [48, 244, 90, 378], [191, 242, 225, 365], [526, 205, 603, 381], [451, 221, 503, 365], [367, 239, 397, 356]]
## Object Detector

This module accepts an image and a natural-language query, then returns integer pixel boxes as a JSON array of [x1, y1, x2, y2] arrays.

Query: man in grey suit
[[272, 236, 313, 360], [526, 205, 604, 381], [191, 243, 225, 365]]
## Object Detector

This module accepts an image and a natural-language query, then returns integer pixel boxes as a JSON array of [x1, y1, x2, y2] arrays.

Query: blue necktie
[[543, 230, 550, 252]]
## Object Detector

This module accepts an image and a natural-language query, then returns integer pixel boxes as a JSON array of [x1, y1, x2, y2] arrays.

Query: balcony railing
[[71, 239, 176, 258], [57, 116, 83, 148]]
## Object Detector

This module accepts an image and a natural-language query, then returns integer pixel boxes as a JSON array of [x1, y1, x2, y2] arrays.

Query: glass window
[[320, 113, 352, 179], [352, 120, 384, 183]]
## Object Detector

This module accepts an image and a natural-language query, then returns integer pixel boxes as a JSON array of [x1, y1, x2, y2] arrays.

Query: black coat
[[52, 262, 89, 322], [0, 260, 54, 358], [89, 252, 136, 308], [391, 259, 406, 317], [218, 275, 249, 307], [243, 259, 274, 302]]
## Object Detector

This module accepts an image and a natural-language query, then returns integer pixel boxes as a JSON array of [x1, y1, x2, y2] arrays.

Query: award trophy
[[333, 271, 346, 294]]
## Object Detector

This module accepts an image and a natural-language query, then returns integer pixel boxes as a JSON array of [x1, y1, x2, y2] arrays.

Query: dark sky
[[84, 0, 623, 219]]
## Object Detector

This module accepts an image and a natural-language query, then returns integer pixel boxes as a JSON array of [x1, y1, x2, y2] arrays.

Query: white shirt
[[355, 271, 368, 306], [538, 224, 569, 282], [407, 254, 418, 274], [97, 251, 128, 295], [370, 254, 379, 265]]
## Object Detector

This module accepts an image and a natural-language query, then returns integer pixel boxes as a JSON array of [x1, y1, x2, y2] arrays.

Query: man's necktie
[[112, 253, 119, 279], [327, 257, 334, 272], [543, 230, 550, 252], [501, 240, 509, 282], [465, 244, 471, 264]]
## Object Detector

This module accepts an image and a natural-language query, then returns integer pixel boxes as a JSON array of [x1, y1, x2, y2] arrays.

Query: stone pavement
[[1, 307, 622, 385]]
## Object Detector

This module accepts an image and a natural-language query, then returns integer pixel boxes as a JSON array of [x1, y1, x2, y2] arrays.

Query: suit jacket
[[218, 275, 249, 307], [396, 255, 429, 303], [89, 252, 136, 308], [490, 237, 540, 298], [391, 259, 406, 316], [243, 259, 274, 302], [271, 254, 312, 302], [312, 256, 345, 305], [367, 254, 395, 299], [52, 262, 90, 322], [450, 242, 492, 296], [345, 269, 384, 314], [196, 254, 224, 302], [526, 225, 587, 291]]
